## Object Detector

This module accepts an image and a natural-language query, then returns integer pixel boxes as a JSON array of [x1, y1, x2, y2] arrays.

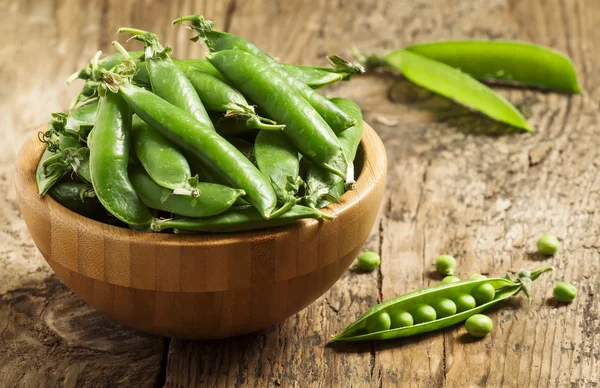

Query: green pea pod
[[129, 166, 244, 218], [112, 80, 277, 219], [304, 97, 364, 210], [180, 66, 284, 131], [331, 268, 552, 342], [67, 100, 97, 139], [119, 29, 215, 131], [151, 204, 323, 233], [89, 91, 153, 226], [405, 41, 580, 93], [282, 65, 344, 89], [172, 58, 226, 82], [174, 15, 355, 134], [384, 50, 533, 131], [180, 59, 353, 89], [255, 130, 303, 217], [48, 182, 106, 220], [280, 55, 364, 88], [36, 149, 70, 196], [331, 98, 364, 189], [131, 116, 199, 197], [184, 152, 250, 208], [206, 50, 347, 180], [72, 51, 353, 89]]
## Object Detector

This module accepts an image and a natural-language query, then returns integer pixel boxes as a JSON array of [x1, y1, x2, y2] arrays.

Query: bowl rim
[[15, 121, 386, 245]]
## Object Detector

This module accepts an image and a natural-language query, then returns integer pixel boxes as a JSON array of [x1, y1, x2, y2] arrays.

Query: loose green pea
[[442, 275, 461, 284], [355, 251, 381, 272], [431, 298, 457, 318], [411, 304, 437, 324], [537, 235, 559, 255], [465, 314, 493, 338], [366, 311, 391, 333], [453, 293, 477, 313], [468, 274, 487, 281], [553, 282, 577, 302], [390, 310, 414, 328], [436, 255, 457, 276], [471, 283, 496, 305]]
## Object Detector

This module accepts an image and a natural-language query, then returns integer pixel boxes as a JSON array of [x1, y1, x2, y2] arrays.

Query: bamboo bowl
[[14, 122, 386, 339]]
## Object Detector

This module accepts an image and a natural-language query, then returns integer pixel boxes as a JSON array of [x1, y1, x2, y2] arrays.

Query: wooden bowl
[[14, 123, 386, 339]]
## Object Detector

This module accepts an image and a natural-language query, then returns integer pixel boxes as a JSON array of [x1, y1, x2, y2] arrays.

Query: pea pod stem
[[89, 91, 153, 226]]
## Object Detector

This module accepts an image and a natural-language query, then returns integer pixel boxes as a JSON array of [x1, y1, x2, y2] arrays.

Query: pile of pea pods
[[36, 15, 367, 233]]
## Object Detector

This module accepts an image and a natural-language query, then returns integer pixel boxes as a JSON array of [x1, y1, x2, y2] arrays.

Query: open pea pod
[[384, 50, 533, 132], [405, 41, 580, 93], [331, 267, 552, 342]]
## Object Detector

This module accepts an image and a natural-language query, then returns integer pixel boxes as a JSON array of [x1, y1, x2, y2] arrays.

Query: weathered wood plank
[[1, 0, 600, 387]]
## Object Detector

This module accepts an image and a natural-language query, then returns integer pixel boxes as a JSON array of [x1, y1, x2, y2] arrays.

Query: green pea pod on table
[[119, 28, 215, 131], [129, 166, 244, 218], [303, 97, 364, 211], [174, 15, 357, 134], [255, 130, 304, 218], [331, 267, 552, 342], [206, 49, 348, 180], [89, 89, 153, 226], [404, 41, 580, 93], [151, 204, 323, 233], [104, 44, 277, 219], [131, 115, 199, 197], [48, 182, 106, 220], [382, 49, 533, 131]]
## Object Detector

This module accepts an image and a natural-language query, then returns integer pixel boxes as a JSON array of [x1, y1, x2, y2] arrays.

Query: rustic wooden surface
[[1, 0, 598, 387]]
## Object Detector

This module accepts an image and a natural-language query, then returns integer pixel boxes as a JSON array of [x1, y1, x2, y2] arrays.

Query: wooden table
[[1, 1, 598, 386]]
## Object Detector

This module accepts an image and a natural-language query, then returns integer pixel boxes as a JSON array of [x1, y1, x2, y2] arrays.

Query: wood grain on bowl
[[14, 122, 386, 339]]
